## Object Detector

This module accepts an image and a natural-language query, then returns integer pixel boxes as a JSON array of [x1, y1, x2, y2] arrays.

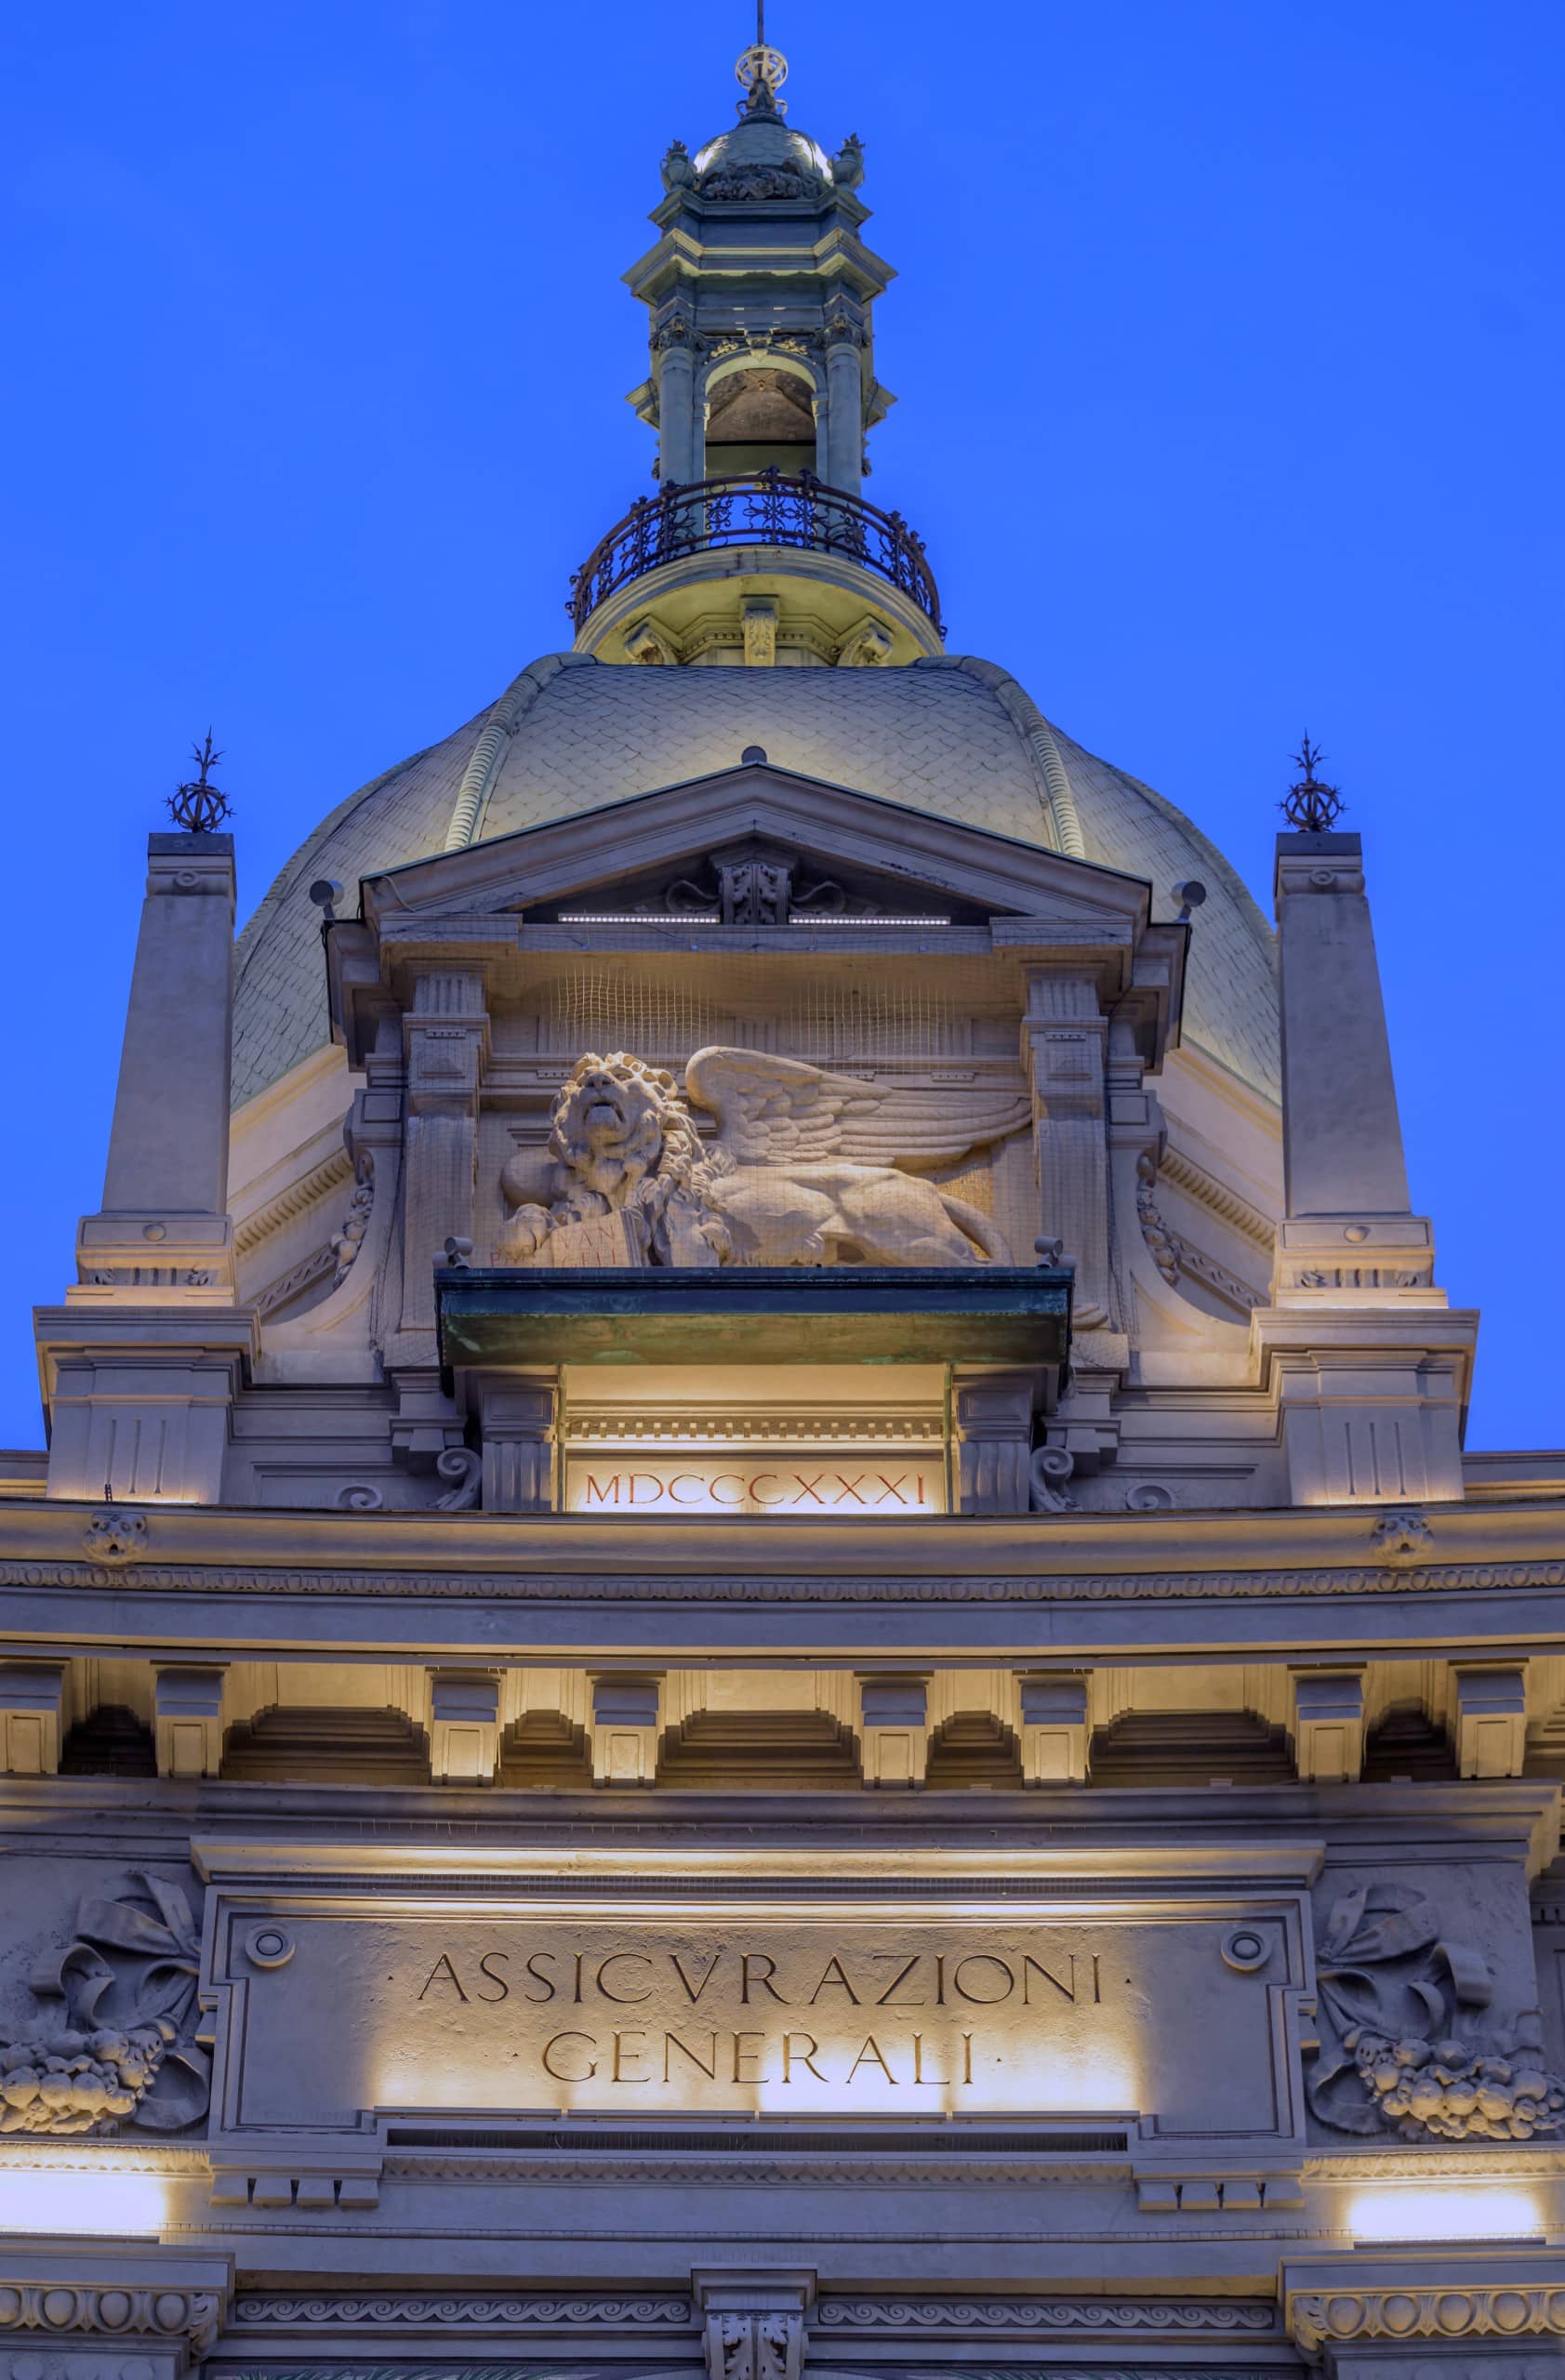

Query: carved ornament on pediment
[[634, 841, 876, 925], [0, 1871, 208, 2138]]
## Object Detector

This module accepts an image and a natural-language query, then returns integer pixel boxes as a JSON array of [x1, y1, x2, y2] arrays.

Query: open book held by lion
[[496, 1048, 1028, 1270]]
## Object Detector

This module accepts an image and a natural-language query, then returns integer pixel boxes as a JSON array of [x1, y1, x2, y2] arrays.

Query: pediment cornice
[[359, 761, 1156, 931], [325, 760, 1188, 1070]]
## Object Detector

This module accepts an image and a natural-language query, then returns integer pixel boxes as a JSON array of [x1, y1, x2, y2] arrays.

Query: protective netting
[[529, 963, 1009, 1064]]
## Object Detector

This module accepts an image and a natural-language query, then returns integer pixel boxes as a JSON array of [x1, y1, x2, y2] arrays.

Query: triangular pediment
[[357, 759, 1159, 936]]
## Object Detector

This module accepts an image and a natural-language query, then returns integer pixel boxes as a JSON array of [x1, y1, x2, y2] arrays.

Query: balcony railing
[[567, 469, 944, 635]]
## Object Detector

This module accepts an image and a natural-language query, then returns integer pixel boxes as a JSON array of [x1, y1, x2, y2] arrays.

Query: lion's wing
[[683, 1047, 1030, 1172], [683, 1047, 865, 1165]]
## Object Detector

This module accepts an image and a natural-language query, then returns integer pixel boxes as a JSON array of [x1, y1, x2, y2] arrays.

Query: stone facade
[[3, 30, 1563, 2380]]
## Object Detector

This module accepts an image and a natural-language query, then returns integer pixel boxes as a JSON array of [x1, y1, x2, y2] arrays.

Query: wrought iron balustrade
[[568, 469, 943, 634]]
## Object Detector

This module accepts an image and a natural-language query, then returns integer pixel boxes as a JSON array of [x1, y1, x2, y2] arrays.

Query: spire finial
[[1280, 733, 1345, 831], [736, 1, 788, 115], [167, 730, 232, 833]]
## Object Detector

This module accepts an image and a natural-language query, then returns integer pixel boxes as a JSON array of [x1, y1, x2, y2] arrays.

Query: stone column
[[823, 322, 863, 496], [656, 318, 699, 486], [1020, 969, 1113, 1331]]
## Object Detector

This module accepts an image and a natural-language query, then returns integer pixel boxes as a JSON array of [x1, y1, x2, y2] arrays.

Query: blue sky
[[2, 1, 1561, 1450]]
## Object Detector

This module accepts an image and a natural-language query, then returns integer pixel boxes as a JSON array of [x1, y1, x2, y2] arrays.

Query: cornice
[[1283, 2251, 1565, 2355], [232, 1149, 351, 1259], [230, 2292, 1280, 2338], [1157, 1142, 1276, 1250], [192, 1835, 1327, 1881], [6, 1493, 1565, 1582], [5, 1554, 1565, 1607], [376, 2151, 1131, 2186]]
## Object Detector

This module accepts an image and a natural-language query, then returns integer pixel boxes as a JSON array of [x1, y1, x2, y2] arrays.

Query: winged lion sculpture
[[495, 1047, 1028, 1269]]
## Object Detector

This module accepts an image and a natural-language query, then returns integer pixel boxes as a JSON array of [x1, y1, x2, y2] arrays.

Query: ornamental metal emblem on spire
[[1280, 733, 1344, 830], [167, 730, 232, 832]]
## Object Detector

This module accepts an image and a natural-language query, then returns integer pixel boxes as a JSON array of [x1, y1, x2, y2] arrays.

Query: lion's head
[[546, 1051, 704, 1203]]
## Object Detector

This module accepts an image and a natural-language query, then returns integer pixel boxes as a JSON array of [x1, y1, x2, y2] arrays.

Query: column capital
[[693, 2269, 815, 2380]]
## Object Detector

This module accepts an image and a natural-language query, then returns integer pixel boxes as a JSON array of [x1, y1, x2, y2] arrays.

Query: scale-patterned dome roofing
[[232, 653, 1279, 1109], [692, 115, 834, 188]]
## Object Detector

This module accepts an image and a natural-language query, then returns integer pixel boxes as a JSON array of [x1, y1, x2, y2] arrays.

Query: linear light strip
[[553, 914, 952, 928]]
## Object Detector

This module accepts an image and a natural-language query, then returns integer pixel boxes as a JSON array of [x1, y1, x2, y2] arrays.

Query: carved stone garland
[[1309, 1883, 1565, 2141], [331, 1156, 375, 1285], [0, 1872, 209, 2136]]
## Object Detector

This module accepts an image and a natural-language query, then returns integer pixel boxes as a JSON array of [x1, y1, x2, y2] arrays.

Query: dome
[[692, 115, 834, 197], [232, 653, 1279, 1110]]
